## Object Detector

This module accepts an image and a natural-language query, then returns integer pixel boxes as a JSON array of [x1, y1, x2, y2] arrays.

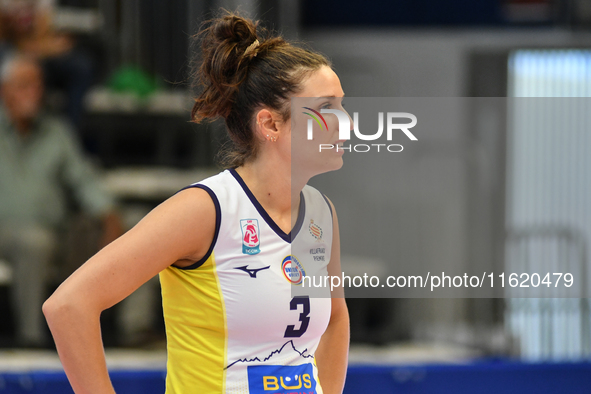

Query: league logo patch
[[308, 220, 323, 242], [241, 219, 261, 255], [247, 363, 316, 394], [282, 255, 306, 285]]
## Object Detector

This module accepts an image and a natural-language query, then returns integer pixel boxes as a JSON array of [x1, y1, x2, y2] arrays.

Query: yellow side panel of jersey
[[159, 252, 227, 393]]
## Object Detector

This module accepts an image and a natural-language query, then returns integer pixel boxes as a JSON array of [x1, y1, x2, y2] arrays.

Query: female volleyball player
[[43, 11, 349, 394]]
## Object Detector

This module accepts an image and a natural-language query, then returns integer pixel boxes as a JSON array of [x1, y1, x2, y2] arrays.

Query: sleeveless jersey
[[159, 169, 333, 393]]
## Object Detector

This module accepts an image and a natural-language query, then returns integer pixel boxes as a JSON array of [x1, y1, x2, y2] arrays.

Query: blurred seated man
[[0, 53, 121, 347], [0, 9, 9, 61], [0, 0, 94, 126]]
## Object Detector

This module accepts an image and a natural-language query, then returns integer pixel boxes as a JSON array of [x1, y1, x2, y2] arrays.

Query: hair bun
[[212, 14, 258, 48], [194, 12, 261, 119]]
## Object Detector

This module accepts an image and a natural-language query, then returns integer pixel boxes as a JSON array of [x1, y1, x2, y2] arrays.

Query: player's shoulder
[[302, 183, 326, 200], [303, 184, 333, 215], [171, 170, 231, 212], [151, 188, 214, 231], [182, 169, 236, 196]]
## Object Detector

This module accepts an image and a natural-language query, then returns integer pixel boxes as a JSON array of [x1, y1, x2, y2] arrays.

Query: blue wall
[[0, 361, 590, 393]]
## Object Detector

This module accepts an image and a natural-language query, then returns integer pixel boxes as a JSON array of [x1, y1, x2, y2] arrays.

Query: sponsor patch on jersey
[[241, 219, 261, 255], [308, 220, 323, 242], [247, 363, 317, 393], [282, 255, 306, 285]]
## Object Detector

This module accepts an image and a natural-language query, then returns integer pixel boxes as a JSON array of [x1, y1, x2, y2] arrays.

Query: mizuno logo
[[235, 265, 270, 278]]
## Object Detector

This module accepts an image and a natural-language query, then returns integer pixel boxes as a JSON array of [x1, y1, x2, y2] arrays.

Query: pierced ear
[[255, 108, 280, 141]]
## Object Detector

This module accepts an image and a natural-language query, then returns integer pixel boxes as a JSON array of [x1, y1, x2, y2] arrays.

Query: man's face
[[2, 2, 36, 35], [0, 60, 44, 124]]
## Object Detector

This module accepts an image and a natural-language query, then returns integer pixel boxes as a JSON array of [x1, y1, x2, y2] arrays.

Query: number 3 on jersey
[[284, 296, 310, 338]]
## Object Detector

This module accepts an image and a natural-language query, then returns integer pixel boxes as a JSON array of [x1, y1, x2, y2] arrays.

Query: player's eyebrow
[[312, 94, 345, 100]]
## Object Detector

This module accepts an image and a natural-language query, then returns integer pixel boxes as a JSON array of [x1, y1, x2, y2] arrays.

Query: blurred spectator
[[0, 10, 8, 61], [0, 53, 121, 347], [0, 0, 94, 126]]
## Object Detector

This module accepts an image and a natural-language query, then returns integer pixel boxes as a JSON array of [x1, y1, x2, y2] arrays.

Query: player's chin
[[320, 156, 344, 174], [333, 156, 344, 170]]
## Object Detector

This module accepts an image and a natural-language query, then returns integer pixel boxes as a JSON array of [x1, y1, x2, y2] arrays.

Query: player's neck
[[236, 158, 305, 233]]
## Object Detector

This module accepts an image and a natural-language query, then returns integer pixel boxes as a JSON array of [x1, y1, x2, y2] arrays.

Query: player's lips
[[332, 140, 346, 154]]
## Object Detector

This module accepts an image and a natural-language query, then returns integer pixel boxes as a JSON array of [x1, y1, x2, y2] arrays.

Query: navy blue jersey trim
[[321, 193, 333, 219], [291, 195, 305, 242], [174, 184, 221, 270], [229, 168, 305, 243]]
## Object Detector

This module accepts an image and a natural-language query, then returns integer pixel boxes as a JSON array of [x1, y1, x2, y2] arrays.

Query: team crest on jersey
[[308, 220, 323, 242], [282, 255, 306, 285], [241, 219, 261, 255]]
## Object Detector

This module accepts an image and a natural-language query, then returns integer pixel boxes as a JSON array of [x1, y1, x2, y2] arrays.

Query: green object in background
[[108, 66, 160, 99]]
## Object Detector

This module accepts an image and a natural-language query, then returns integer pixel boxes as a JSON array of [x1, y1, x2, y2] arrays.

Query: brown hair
[[191, 11, 330, 168]]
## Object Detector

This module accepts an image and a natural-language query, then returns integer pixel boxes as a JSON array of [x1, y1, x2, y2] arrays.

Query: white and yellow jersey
[[159, 169, 333, 393]]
